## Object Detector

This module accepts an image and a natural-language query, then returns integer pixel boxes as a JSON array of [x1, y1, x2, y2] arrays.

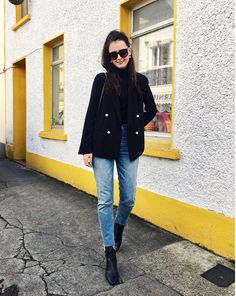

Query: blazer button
[[107, 130, 111, 134], [136, 114, 140, 118], [135, 131, 139, 135], [105, 113, 109, 117]]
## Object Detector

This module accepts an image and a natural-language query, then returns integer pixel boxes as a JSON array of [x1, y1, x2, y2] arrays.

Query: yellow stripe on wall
[[26, 151, 235, 259]]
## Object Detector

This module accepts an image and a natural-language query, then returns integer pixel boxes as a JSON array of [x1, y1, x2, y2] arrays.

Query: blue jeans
[[92, 124, 139, 247]]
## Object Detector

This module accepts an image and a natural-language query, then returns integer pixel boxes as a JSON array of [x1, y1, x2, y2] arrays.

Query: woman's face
[[108, 40, 131, 69]]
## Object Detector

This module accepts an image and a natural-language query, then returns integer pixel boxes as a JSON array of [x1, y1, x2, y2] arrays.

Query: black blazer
[[78, 72, 157, 161]]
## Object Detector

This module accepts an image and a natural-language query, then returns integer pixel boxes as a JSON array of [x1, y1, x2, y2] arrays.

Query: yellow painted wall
[[26, 152, 235, 260]]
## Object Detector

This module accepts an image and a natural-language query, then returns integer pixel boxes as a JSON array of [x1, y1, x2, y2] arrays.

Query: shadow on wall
[[0, 143, 6, 159]]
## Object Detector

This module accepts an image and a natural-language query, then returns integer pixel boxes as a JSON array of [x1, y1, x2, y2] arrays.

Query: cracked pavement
[[0, 159, 234, 296]]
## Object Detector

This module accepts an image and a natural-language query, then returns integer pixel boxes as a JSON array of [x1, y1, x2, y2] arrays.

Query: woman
[[78, 30, 156, 285]]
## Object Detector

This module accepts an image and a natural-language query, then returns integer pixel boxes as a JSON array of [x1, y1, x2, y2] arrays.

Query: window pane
[[159, 43, 171, 66], [21, 0, 28, 17], [133, 26, 173, 78], [133, 26, 173, 133], [52, 63, 64, 127], [53, 44, 64, 62], [133, 0, 173, 32]]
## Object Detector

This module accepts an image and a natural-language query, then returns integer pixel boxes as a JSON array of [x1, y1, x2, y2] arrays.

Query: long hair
[[101, 30, 138, 95]]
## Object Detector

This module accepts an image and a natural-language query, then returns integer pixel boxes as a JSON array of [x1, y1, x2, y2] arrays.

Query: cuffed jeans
[[92, 124, 139, 247]]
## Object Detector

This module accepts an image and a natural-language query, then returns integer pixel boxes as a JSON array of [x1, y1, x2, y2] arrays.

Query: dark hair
[[101, 30, 138, 95]]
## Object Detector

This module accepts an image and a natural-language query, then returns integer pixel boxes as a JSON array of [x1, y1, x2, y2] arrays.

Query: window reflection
[[21, 0, 28, 17], [51, 44, 64, 128], [132, 1, 173, 134]]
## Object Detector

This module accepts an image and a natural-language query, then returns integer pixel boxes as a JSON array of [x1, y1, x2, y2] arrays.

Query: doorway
[[12, 58, 26, 165]]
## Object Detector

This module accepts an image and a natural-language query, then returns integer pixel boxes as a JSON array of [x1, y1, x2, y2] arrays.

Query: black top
[[114, 66, 129, 124]]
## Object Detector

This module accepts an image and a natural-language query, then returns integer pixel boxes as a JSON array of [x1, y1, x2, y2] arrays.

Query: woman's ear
[[128, 47, 132, 58]]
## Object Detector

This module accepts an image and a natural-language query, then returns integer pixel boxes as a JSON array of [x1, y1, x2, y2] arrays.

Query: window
[[21, 0, 28, 18], [120, 0, 180, 159], [39, 34, 67, 141], [12, 0, 31, 31], [132, 0, 174, 138], [51, 44, 64, 128]]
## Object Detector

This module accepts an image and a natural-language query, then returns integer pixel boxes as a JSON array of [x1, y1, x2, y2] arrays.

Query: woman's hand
[[83, 153, 93, 167]]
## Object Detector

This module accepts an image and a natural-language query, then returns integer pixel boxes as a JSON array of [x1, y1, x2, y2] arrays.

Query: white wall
[[0, 0, 6, 148], [5, 0, 235, 217]]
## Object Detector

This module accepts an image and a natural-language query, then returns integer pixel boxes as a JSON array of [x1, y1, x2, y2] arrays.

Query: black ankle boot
[[105, 246, 120, 285], [114, 223, 125, 252]]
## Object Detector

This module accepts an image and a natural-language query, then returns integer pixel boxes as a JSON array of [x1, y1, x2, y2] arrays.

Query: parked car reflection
[[145, 112, 171, 133]]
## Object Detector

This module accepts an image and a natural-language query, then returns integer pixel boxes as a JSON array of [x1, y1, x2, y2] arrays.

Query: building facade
[[0, 0, 6, 158], [2, 0, 235, 259]]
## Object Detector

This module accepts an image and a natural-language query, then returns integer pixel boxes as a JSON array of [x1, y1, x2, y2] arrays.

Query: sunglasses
[[109, 48, 129, 61]]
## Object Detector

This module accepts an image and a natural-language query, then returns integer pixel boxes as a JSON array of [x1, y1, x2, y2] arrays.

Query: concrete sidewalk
[[0, 159, 234, 296]]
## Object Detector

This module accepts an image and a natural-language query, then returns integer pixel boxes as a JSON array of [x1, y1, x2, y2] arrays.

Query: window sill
[[143, 141, 180, 160], [38, 130, 68, 141], [12, 14, 31, 31]]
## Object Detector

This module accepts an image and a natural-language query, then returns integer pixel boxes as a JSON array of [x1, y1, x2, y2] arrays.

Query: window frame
[[12, 0, 31, 31], [38, 34, 67, 141], [120, 0, 180, 159]]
